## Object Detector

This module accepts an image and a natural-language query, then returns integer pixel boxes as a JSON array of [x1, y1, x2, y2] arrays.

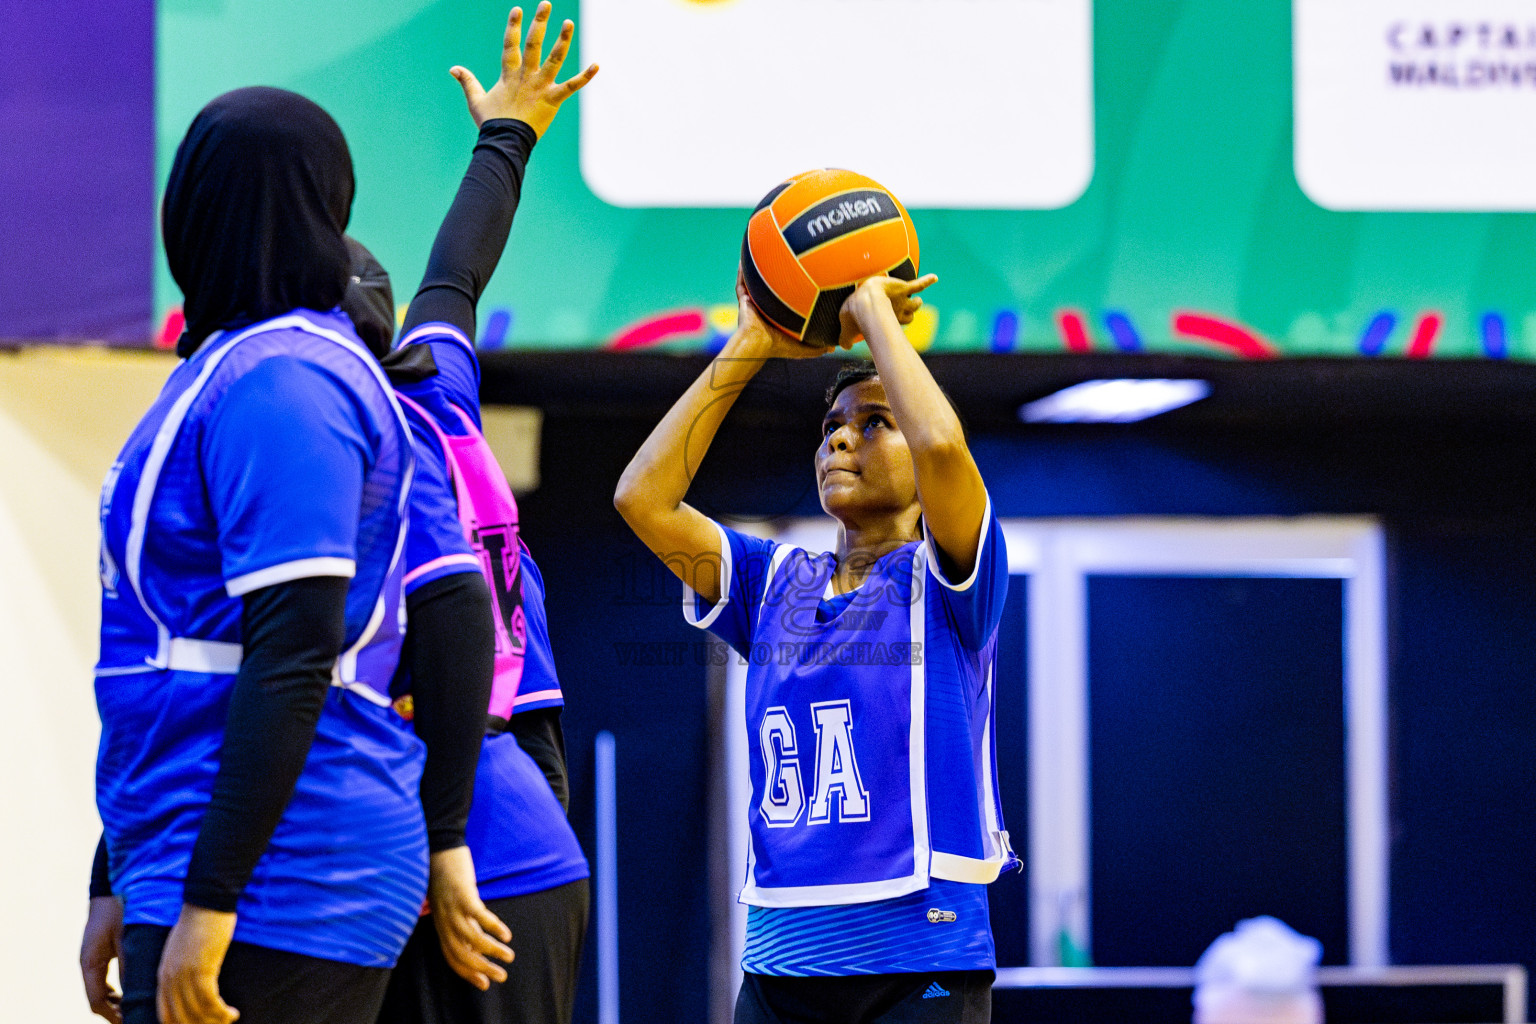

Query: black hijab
[[340, 236, 438, 383], [163, 87, 355, 357], [342, 236, 396, 359]]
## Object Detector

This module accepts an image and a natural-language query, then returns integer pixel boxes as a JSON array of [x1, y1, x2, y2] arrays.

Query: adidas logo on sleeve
[[922, 982, 951, 999]]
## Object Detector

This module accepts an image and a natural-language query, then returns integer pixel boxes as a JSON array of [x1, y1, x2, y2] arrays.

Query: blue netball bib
[[687, 506, 1014, 910]]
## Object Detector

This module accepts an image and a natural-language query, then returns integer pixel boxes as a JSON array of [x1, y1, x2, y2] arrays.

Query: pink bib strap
[[397, 393, 526, 717]]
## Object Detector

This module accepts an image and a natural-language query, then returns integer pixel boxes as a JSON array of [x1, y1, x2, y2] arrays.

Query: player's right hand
[[157, 904, 239, 1024], [733, 268, 834, 360], [451, 3, 599, 137], [80, 895, 124, 1023], [427, 846, 514, 991], [837, 274, 938, 350]]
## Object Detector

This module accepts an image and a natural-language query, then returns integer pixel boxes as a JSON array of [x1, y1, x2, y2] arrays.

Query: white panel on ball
[[1296, 0, 1536, 211], [579, 0, 1094, 210]]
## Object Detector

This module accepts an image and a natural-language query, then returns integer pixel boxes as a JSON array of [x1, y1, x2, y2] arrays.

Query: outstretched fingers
[[898, 273, 939, 297], [450, 66, 487, 108], [500, 7, 524, 74], [543, 19, 575, 77], [556, 62, 599, 99], [523, 2, 553, 68]]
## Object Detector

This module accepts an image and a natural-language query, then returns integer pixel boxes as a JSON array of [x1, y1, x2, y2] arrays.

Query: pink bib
[[398, 394, 525, 719]]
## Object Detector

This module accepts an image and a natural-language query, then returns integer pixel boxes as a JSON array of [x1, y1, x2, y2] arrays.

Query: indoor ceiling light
[[1019, 378, 1212, 423]]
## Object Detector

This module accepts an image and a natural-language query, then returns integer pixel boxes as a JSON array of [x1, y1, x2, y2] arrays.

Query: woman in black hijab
[[83, 85, 493, 1024], [162, 86, 355, 357]]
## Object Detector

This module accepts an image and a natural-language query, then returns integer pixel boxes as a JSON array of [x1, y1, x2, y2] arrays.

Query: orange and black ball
[[742, 169, 919, 348]]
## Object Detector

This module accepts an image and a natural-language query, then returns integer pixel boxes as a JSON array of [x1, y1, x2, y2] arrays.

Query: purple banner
[[0, 1, 154, 344]]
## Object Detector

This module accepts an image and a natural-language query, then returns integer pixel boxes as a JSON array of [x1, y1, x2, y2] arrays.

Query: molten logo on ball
[[742, 170, 919, 348], [805, 197, 886, 239]]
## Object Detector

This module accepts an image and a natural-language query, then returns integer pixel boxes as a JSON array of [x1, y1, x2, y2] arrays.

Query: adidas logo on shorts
[[922, 982, 951, 999], [926, 908, 958, 923]]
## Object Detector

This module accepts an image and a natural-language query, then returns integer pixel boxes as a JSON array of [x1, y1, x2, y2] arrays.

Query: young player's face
[[816, 378, 919, 523]]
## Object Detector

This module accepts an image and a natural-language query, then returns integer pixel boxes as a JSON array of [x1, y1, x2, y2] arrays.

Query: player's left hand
[[80, 895, 124, 1023], [451, 3, 599, 137], [838, 274, 938, 349], [427, 846, 514, 991], [157, 904, 239, 1024]]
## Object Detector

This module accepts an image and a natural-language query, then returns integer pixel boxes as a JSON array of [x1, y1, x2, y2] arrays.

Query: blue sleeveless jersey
[[685, 504, 1012, 974], [95, 310, 430, 968], [397, 323, 588, 899]]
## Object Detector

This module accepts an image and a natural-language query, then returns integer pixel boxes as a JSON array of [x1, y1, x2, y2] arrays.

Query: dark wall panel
[[1087, 575, 1349, 966], [520, 417, 711, 1024], [1390, 526, 1536, 972]]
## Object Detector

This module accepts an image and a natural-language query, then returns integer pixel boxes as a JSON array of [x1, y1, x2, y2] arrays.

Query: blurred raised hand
[[452, 3, 599, 136]]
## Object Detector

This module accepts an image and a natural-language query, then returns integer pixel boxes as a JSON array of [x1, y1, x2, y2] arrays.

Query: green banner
[[156, 0, 1536, 358]]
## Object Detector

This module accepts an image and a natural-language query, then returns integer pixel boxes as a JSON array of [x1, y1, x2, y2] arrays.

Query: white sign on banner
[[1296, 0, 1536, 211], [579, 0, 1094, 210]]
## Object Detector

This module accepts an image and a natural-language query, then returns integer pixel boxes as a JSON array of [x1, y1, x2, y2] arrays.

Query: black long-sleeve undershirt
[[90, 833, 111, 899], [403, 572, 497, 851], [182, 576, 346, 912], [509, 707, 570, 813], [400, 119, 536, 342]]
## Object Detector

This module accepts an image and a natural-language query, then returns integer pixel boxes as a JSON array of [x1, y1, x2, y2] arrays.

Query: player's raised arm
[[401, 2, 597, 342], [838, 274, 987, 579], [614, 275, 830, 605]]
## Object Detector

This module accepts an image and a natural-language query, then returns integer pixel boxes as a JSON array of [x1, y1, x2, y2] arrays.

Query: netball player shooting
[[615, 254, 1014, 1020]]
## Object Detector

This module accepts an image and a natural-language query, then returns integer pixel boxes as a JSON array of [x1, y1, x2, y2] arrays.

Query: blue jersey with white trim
[[397, 323, 587, 897], [685, 505, 1011, 974], [95, 309, 429, 967], [400, 404, 481, 597]]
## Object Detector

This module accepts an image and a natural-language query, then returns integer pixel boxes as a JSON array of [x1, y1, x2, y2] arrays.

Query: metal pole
[[596, 730, 619, 1024]]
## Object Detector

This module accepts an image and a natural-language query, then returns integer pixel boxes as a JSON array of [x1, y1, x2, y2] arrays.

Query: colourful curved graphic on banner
[[1172, 313, 1277, 359], [608, 310, 709, 351]]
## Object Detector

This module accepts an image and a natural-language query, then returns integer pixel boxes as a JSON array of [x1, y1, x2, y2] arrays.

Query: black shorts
[[121, 923, 391, 1024], [735, 970, 993, 1024], [376, 877, 589, 1024]]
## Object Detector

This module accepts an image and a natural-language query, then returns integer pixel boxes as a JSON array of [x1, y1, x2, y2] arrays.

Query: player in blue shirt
[[86, 87, 493, 1024], [616, 271, 1012, 1022], [333, 9, 596, 1023]]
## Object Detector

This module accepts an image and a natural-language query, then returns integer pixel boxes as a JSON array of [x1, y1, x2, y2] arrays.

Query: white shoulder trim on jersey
[[923, 495, 994, 593], [225, 556, 357, 597], [682, 520, 734, 631], [398, 322, 474, 355]]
